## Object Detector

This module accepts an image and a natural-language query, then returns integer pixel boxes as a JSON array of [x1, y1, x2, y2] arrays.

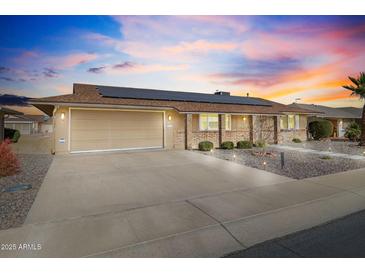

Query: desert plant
[[237, 140, 253, 149], [343, 72, 365, 145], [308, 120, 333, 140], [344, 122, 361, 141], [292, 138, 302, 143], [255, 140, 266, 148], [220, 141, 234, 149], [0, 139, 20, 177], [4, 128, 21, 142], [198, 141, 214, 151]]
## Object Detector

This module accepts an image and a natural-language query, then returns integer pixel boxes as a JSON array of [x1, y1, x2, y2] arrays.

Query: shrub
[[344, 122, 361, 141], [237, 140, 253, 149], [292, 138, 302, 143], [319, 155, 332, 160], [0, 139, 20, 177], [4, 128, 21, 143], [220, 141, 234, 149], [198, 141, 214, 151], [255, 140, 266, 148], [308, 120, 333, 140]]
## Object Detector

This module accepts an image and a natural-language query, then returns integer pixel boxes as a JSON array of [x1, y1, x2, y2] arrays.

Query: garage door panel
[[70, 109, 164, 152]]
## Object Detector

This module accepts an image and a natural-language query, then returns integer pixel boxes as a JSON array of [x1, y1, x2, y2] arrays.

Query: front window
[[288, 115, 295, 129], [225, 114, 231, 131], [281, 115, 300, 130], [199, 113, 218, 131]]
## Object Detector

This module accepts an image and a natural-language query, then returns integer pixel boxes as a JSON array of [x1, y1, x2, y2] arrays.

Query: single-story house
[[4, 114, 53, 135], [0, 106, 23, 140], [30, 83, 316, 154], [289, 103, 362, 138]]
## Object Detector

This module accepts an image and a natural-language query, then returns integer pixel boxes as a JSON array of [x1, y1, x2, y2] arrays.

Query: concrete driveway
[[1, 150, 365, 258], [25, 150, 290, 223]]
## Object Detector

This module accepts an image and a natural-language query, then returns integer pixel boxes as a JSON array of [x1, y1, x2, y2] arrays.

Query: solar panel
[[97, 86, 272, 106]]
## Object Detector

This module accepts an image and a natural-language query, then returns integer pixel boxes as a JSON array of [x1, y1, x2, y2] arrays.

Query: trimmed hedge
[[308, 120, 333, 140], [345, 122, 361, 141], [4, 128, 21, 143], [198, 141, 214, 151], [255, 140, 266, 148], [220, 141, 234, 149], [237, 140, 253, 149], [292, 138, 302, 143]]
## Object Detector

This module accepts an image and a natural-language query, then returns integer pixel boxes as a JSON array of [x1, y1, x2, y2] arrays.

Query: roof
[[289, 103, 362, 119], [30, 83, 316, 116], [98, 85, 271, 106], [0, 106, 23, 115]]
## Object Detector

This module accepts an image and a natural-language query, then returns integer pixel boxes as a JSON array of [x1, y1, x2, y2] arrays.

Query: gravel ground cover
[[0, 154, 53, 230], [196, 147, 365, 179], [285, 140, 365, 156]]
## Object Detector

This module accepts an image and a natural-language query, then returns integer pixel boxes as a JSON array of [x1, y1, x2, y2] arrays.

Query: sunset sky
[[1, 15, 365, 114]]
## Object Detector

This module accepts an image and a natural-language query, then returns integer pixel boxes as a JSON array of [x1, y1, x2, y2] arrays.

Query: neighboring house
[[30, 83, 316, 154], [289, 103, 362, 138], [0, 106, 23, 140], [4, 114, 53, 135]]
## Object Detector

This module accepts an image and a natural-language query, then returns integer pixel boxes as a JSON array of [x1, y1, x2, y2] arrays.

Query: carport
[[0, 106, 23, 140]]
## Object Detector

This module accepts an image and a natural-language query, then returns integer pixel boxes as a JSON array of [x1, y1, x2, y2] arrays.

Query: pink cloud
[[165, 40, 238, 55], [54, 53, 98, 69]]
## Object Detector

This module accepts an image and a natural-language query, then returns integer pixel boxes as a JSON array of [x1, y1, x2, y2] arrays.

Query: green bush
[[237, 140, 253, 149], [308, 120, 333, 140], [292, 138, 302, 143], [344, 122, 361, 141], [220, 141, 234, 149], [198, 141, 214, 151], [255, 140, 266, 148], [4, 128, 21, 143]]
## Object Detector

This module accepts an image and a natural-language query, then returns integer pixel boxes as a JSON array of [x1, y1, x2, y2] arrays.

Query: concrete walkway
[[1, 151, 365, 257], [271, 144, 365, 160]]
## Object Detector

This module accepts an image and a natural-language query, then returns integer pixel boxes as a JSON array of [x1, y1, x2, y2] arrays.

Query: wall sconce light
[[168, 115, 172, 121], [60, 112, 65, 120], [243, 116, 246, 121]]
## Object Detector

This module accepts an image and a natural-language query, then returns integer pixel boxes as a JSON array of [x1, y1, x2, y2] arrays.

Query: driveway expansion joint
[[185, 200, 247, 249]]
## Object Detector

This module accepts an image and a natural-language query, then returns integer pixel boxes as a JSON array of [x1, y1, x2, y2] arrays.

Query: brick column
[[218, 114, 225, 146], [185, 113, 193, 150], [249, 115, 254, 143], [273, 115, 280, 144]]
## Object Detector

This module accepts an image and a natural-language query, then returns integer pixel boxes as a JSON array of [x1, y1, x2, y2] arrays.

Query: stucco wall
[[54, 106, 70, 153], [165, 110, 185, 149]]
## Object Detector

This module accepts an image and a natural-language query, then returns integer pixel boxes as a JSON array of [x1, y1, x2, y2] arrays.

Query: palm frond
[[348, 76, 359, 86]]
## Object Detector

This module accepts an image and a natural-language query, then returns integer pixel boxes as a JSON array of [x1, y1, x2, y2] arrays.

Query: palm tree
[[343, 72, 365, 146]]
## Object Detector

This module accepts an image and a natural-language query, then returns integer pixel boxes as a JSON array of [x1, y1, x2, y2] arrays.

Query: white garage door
[[70, 109, 164, 152]]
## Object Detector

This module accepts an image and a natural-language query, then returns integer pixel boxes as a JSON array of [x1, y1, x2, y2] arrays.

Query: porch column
[[218, 114, 225, 146], [251, 115, 261, 143], [273, 115, 280, 144], [185, 113, 193, 150], [249, 115, 254, 143]]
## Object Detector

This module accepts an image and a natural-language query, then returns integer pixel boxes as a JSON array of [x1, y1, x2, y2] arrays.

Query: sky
[[0, 15, 365, 114]]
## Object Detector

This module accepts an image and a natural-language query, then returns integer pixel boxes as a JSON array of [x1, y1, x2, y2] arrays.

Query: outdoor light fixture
[[233, 154, 236, 158], [60, 112, 65, 120], [210, 149, 213, 152], [243, 116, 246, 121], [168, 115, 172, 121], [263, 161, 267, 166]]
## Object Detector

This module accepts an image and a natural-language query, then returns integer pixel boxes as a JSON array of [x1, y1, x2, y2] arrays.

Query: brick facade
[[278, 129, 307, 143]]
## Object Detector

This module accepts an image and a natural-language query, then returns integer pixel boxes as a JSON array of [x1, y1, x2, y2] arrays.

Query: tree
[[343, 72, 365, 146]]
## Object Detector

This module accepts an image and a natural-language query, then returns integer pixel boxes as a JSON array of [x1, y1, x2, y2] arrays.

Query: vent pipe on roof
[[214, 90, 230, 96]]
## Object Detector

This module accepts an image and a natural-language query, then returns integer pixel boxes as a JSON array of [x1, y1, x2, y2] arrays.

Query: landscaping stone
[[197, 147, 365, 179], [0, 154, 53, 230]]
